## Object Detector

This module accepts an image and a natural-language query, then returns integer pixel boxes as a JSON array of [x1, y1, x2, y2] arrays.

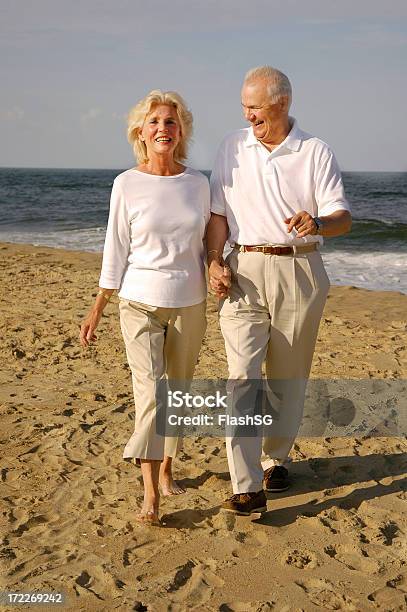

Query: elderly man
[[207, 65, 352, 515]]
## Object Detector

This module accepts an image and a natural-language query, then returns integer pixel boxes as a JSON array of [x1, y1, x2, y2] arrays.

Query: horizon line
[[0, 166, 406, 174]]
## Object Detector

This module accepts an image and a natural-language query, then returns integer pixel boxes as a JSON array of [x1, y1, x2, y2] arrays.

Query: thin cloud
[[302, 18, 342, 26], [111, 111, 127, 121], [351, 23, 407, 47], [80, 107, 102, 124], [0, 106, 25, 121], [2, 1, 407, 39]]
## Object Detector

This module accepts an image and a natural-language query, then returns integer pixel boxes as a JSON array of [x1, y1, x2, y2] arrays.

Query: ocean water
[[0, 168, 406, 293]]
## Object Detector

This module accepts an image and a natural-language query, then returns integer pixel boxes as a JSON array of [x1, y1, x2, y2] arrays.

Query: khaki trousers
[[119, 299, 206, 461], [220, 249, 330, 493]]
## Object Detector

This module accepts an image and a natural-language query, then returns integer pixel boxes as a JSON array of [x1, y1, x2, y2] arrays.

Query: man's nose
[[244, 107, 255, 122]]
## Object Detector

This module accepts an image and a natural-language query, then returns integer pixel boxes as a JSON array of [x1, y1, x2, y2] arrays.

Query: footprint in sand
[[164, 558, 224, 606], [122, 540, 157, 567], [12, 514, 49, 538], [367, 585, 407, 610], [211, 511, 236, 532], [220, 601, 276, 611], [296, 577, 358, 610], [323, 483, 356, 499], [283, 548, 319, 569], [376, 520, 400, 546], [69, 560, 128, 602], [323, 543, 383, 573], [228, 527, 269, 563], [318, 507, 367, 533]]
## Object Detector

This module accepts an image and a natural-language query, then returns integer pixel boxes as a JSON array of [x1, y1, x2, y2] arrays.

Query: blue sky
[[1, 0, 406, 170]]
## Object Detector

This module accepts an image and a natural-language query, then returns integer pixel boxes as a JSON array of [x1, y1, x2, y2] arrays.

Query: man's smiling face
[[241, 79, 288, 146]]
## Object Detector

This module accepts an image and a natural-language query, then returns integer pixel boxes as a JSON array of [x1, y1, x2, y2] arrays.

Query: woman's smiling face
[[140, 104, 181, 159]]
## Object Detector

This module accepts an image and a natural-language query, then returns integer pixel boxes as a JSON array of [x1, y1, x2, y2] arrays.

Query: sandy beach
[[0, 241, 406, 611]]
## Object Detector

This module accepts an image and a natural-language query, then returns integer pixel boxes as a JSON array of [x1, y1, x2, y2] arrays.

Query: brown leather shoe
[[221, 490, 267, 515], [263, 465, 290, 492]]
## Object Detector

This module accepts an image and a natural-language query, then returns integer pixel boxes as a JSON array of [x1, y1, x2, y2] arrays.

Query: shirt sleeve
[[202, 176, 211, 226], [210, 146, 228, 217], [98, 179, 130, 289], [315, 148, 351, 217]]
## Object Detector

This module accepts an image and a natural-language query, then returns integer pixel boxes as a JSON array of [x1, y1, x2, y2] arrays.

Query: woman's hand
[[80, 306, 103, 347], [80, 289, 114, 347], [208, 259, 231, 298]]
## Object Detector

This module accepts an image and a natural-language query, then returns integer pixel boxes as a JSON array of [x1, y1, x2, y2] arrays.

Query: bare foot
[[136, 493, 160, 525], [135, 511, 161, 526], [159, 472, 186, 496]]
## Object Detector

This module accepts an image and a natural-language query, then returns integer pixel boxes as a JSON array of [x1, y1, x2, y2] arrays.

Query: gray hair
[[244, 65, 292, 108]]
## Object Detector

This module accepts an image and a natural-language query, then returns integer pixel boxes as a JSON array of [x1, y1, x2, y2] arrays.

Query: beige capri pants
[[220, 247, 330, 493], [119, 298, 207, 461]]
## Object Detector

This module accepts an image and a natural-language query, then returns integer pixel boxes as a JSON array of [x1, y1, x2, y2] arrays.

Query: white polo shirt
[[99, 167, 210, 307], [210, 118, 350, 246]]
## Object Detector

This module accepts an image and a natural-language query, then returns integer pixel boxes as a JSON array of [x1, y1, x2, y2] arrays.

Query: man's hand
[[208, 259, 231, 298], [206, 213, 231, 297], [285, 209, 352, 238], [284, 211, 317, 238]]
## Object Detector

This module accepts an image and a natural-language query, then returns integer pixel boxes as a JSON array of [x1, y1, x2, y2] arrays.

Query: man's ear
[[279, 96, 289, 113]]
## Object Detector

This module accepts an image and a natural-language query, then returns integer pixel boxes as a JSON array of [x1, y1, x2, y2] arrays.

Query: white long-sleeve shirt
[[99, 167, 210, 307]]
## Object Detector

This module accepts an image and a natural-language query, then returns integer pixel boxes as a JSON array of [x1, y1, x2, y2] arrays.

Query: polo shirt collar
[[245, 116, 302, 152]]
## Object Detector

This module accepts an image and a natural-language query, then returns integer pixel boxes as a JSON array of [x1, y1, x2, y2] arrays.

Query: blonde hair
[[127, 90, 193, 163], [244, 65, 292, 108]]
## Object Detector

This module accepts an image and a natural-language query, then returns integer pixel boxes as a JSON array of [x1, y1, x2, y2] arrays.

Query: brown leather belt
[[233, 243, 318, 255]]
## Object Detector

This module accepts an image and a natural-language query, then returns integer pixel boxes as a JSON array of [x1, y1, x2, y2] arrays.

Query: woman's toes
[[160, 477, 186, 496], [135, 511, 161, 526], [173, 482, 186, 495]]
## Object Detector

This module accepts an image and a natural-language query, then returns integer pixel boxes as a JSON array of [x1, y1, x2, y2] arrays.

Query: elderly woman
[[80, 90, 209, 525]]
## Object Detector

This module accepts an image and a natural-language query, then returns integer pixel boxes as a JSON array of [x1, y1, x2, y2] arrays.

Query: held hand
[[79, 308, 102, 348], [208, 260, 231, 298], [284, 211, 317, 238]]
